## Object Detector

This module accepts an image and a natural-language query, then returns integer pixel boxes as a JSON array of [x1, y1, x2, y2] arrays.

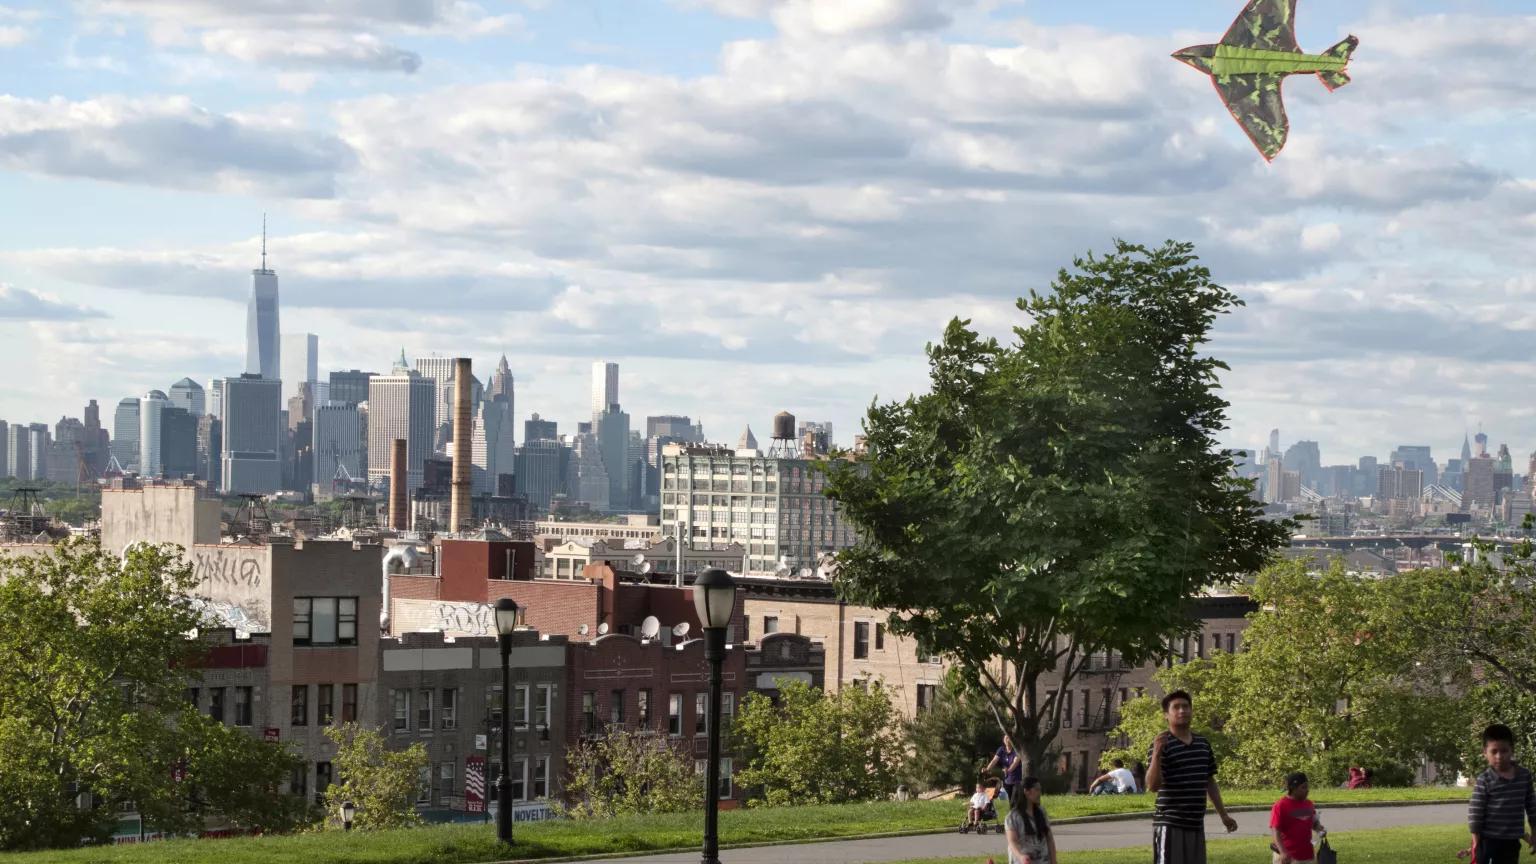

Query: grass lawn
[[1, 788, 1469, 864], [898, 823, 1473, 863]]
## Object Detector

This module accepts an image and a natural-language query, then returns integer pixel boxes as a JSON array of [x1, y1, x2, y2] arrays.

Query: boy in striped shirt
[[1468, 723, 1536, 864], [1146, 690, 1237, 864]]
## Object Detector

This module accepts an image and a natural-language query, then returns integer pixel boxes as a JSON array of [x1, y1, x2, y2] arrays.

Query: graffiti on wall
[[191, 548, 270, 633], [391, 598, 496, 637]]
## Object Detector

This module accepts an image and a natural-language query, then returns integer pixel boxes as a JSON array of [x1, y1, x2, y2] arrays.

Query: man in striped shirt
[[1468, 723, 1536, 864], [1146, 690, 1237, 864]]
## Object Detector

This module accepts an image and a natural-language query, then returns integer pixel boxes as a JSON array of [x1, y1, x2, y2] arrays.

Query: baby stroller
[[958, 781, 1000, 835]]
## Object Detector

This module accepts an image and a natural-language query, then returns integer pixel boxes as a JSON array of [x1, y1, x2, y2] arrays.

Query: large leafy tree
[[733, 679, 902, 806], [557, 728, 699, 819], [824, 240, 1290, 775], [322, 724, 428, 831], [1107, 560, 1466, 787], [0, 539, 302, 850], [900, 673, 1003, 795]]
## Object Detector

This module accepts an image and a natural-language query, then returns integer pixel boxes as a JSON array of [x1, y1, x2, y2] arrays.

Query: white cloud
[[0, 283, 104, 320], [0, 95, 353, 196], [0, 25, 29, 46], [685, 0, 975, 36]]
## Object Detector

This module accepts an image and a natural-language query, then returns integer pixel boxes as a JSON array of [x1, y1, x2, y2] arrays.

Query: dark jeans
[[1478, 837, 1522, 864], [1003, 781, 1019, 803]]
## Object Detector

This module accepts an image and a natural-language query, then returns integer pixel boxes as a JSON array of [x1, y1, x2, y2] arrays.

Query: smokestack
[[450, 357, 473, 533], [389, 438, 408, 531]]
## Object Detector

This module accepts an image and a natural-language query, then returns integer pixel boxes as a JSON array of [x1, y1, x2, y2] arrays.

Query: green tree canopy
[[322, 723, 428, 830], [824, 240, 1290, 775], [0, 539, 301, 850], [557, 728, 699, 819], [734, 679, 902, 806], [900, 673, 1002, 795]]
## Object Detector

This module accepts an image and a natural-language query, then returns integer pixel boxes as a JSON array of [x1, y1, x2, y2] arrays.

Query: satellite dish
[[597, 622, 609, 636], [672, 622, 691, 639], [774, 562, 792, 578], [578, 623, 589, 636], [639, 560, 654, 575], [798, 567, 813, 579], [641, 616, 661, 639], [631, 552, 646, 568]]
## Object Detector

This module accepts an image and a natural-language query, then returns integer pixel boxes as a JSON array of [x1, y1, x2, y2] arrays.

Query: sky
[[1, 0, 1534, 466]]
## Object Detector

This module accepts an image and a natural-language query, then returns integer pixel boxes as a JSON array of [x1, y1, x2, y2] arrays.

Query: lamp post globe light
[[495, 597, 519, 846], [340, 800, 355, 832], [692, 568, 737, 864]]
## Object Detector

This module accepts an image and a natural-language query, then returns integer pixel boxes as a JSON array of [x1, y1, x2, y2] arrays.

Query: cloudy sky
[[1, 0, 1532, 466]]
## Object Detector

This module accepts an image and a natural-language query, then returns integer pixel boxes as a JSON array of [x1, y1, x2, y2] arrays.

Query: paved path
[[561, 803, 1465, 864]]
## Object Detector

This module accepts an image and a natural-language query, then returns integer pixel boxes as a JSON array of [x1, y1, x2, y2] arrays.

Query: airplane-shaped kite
[[1174, 0, 1358, 161]]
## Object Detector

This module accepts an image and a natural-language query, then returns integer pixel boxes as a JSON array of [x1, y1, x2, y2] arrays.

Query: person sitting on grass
[[1005, 776, 1058, 864], [1466, 723, 1536, 864], [1270, 771, 1326, 864], [968, 782, 993, 828], [1089, 759, 1139, 795]]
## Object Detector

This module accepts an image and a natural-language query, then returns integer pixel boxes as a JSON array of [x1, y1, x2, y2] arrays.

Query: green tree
[[900, 674, 1002, 794], [1101, 660, 1232, 774], [734, 679, 902, 806], [557, 728, 699, 819], [0, 539, 301, 850], [1107, 560, 1465, 788], [322, 724, 428, 830], [823, 240, 1290, 776]]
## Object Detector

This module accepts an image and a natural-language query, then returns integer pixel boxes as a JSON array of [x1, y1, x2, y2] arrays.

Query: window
[[718, 757, 733, 799], [234, 686, 253, 727], [441, 688, 457, 731], [315, 762, 332, 806], [695, 692, 707, 736], [291, 685, 308, 726], [853, 621, 869, 659], [342, 684, 357, 723], [290, 764, 306, 798], [611, 689, 625, 726], [511, 758, 527, 801], [533, 756, 549, 799], [293, 597, 359, 646], [417, 689, 433, 732], [1197, 633, 1207, 659], [763, 615, 779, 635], [209, 687, 225, 723], [535, 684, 552, 728], [668, 693, 683, 736], [487, 685, 502, 730], [513, 685, 529, 727], [1063, 690, 1074, 728], [875, 623, 885, 651], [1079, 689, 1089, 726], [1062, 751, 1073, 778], [638, 689, 652, 728], [1226, 633, 1237, 653], [582, 691, 597, 733], [1078, 751, 1089, 791], [318, 684, 334, 726], [439, 761, 455, 804], [184, 687, 199, 708], [393, 689, 411, 732], [416, 766, 431, 804], [916, 683, 937, 714]]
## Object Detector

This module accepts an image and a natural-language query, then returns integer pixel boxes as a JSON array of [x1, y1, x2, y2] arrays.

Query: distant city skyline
[[2, 2, 1534, 459]]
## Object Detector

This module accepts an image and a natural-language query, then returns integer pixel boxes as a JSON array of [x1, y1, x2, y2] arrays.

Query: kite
[[1173, 0, 1358, 161]]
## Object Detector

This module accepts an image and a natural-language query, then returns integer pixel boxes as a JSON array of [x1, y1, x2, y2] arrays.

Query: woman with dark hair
[[1005, 776, 1058, 864]]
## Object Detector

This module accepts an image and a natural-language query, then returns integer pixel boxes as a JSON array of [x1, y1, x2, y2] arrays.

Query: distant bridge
[[1291, 534, 1522, 553]]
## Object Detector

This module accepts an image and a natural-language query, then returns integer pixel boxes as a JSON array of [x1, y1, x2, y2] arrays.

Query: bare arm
[[1146, 734, 1168, 792], [1090, 771, 1113, 786], [1046, 834, 1058, 864], [1209, 778, 1237, 831], [1005, 819, 1032, 863], [1274, 828, 1291, 864]]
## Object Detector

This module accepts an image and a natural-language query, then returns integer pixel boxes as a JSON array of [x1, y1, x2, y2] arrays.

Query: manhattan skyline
[[1, 1, 1533, 457]]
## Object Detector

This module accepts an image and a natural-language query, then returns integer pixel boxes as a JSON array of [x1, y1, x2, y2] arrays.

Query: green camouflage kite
[[1173, 0, 1358, 161]]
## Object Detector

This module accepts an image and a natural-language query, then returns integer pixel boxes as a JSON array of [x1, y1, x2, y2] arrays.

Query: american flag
[[465, 756, 485, 813]]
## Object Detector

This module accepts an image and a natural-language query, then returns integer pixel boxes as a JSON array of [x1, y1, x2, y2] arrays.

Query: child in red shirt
[[1271, 772, 1327, 864]]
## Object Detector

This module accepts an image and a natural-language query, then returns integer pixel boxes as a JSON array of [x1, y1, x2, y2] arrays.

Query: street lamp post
[[494, 597, 519, 846], [692, 568, 737, 864]]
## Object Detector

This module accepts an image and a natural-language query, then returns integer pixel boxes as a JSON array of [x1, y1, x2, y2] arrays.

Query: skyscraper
[[514, 439, 569, 512], [281, 333, 318, 402], [6, 424, 30, 481], [208, 379, 224, 420], [367, 352, 435, 493], [596, 403, 631, 511], [111, 397, 141, 473], [415, 355, 479, 452], [799, 421, 834, 455], [591, 362, 618, 423], [168, 378, 206, 417], [0, 421, 7, 477], [197, 415, 222, 489], [471, 355, 516, 496], [313, 403, 364, 497], [1390, 445, 1437, 488], [221, 374, 282, 495], [82, 399, 105, 478], [246, 221, 280, 380], [328, 370, 375, 407], [139, 390, 169, 477], [525, 414, 557, 443], [161, 407, 198, 479]]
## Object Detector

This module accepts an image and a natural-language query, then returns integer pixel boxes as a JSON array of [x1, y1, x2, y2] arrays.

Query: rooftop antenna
[[260, 213, 268, 271]]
